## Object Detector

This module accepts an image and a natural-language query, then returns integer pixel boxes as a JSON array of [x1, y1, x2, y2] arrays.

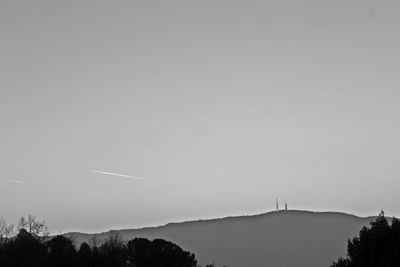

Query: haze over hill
[[65, 210, 378, 267]]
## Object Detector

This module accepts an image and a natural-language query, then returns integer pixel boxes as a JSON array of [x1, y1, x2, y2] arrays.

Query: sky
[[1, 0, 400, 233]]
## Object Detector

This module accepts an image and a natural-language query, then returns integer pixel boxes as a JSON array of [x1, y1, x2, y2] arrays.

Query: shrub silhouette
[[332, 211, 400, 267]]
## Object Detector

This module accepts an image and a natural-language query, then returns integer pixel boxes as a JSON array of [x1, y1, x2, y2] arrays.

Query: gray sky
[[1, 0, 400, 233]]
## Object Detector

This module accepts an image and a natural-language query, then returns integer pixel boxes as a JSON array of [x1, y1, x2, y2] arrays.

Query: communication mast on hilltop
[[275, 198, 289, 211]]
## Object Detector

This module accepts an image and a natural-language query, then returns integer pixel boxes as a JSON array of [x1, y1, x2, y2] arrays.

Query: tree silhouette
[[98, 232, 126, 267], [126, 238, 151, 267], [0, 215, 198, 267], [1, 228, 47, 267], [77, 242, 92, 267], [126, 238, 197, 267], [17, 215, 48, 241], [332, 211, 400, 267], [150, 238, 196, 267], [0, 218, 14, 247], [47, 235, 77, 267]]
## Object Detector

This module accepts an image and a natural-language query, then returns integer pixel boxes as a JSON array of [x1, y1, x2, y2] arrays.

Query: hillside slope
[[66, 210, 375, 267]]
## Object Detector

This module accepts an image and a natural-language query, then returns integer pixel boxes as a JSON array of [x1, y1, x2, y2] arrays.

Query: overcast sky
[[1, 0, 400, 233]]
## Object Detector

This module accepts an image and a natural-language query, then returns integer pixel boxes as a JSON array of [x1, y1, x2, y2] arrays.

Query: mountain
[[65, 210, 377, 267]]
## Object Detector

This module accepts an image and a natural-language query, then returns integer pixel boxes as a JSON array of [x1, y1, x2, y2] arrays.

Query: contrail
[[90, 170, 144, 179], [8, 179, 23, 183]]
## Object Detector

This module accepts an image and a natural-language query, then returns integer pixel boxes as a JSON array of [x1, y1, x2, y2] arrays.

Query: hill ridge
[[65, 210, 379, 267], [66, 210, 372, 236]]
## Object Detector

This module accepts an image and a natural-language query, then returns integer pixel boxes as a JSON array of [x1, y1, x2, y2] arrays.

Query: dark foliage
[[1, 228, 47, 267], [126, 238, 197, 267], [47, 235, 78, 267], [0, 224, 197, 267], [332, 211, 400, 267]]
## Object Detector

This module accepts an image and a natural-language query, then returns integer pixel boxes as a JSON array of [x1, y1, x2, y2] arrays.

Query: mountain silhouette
[[65, 210, 379, 267]]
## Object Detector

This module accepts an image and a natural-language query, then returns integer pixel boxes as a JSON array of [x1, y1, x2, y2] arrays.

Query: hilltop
[[65, 210, 377, 267]]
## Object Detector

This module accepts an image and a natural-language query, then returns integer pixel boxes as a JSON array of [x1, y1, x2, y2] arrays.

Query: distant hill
[[65, 210, 378, 267]]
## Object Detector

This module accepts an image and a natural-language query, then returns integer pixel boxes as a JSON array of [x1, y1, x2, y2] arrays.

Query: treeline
[[332, 211, 400, 267], [0, 215, 197, 267]]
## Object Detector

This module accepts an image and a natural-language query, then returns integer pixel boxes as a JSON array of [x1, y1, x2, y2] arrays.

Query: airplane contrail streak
[[90, 170, 144, 179], [8, 179, 23, 183]]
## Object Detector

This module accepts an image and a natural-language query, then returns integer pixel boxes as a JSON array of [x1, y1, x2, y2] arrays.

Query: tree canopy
[[332, 211, 400, 267], [0, 215, 198, 267]]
